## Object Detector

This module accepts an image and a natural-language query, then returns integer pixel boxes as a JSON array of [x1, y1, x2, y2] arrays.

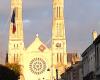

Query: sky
[[0, 0, 100, 63]]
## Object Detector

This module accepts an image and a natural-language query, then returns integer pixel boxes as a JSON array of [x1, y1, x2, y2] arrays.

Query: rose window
[[29, 58, 46, 75]]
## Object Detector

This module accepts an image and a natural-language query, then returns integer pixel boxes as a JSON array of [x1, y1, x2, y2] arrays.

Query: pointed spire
[[8, 0, 24, 63], [36, 33, 39, 37]]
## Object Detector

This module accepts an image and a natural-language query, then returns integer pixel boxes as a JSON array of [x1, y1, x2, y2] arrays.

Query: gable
[[26, 36, 50, 53]]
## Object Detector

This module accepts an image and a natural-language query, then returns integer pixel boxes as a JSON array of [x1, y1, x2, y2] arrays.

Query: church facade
[[7, 0, 68, 80]]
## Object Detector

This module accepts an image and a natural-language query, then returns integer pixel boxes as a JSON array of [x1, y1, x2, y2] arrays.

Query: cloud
[[23, 19, 31, 24]]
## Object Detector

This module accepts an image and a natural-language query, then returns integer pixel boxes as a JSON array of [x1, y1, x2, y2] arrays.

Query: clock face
[[29, 57, 46, 75], [56, 43, 61, 47]]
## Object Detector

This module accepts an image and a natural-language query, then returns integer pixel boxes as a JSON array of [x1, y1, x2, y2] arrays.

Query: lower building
[[61, 53, 81, 80], [82, 43, 96, 80], [61, 61, 83, 80], [81, 34, 100, 80], [94, 35, 100, 80]]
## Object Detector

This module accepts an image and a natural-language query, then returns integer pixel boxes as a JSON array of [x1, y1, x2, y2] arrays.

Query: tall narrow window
[[57, 7, 58, 18], [15, 7, 19, 19], [60, 53, 62, 63], [17, 54, 18, 62], [17, 44, 18, 48], [57, 53, 59, 63], [14, 44, 15, 48], [59, 7, 60, 18], [14, 54, 15, 62]]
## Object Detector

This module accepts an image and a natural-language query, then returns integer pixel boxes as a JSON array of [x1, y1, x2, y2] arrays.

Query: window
[[57, 53, 58, 62], [56, 6, 61, 18], [17, 44, 18, 48], [57, 7, 58, 18], [14, 54, 15, 62], [59, 7, 60, 18], [15, 7, 19, 19], [60, 53, 62, 63], [14, 44, 15, 48]]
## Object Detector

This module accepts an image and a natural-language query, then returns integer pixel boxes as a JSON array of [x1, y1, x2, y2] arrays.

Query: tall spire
[[8, 0, 24, 63], [9, 0, 23, 40], [52, 0, 65, 39], [52, 0, 67, 79]]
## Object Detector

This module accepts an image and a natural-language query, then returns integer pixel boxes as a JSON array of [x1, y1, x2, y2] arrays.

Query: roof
[[81, 43, 95, 57], [81, 35, 100, 57], [67, 53, 80, 64], [26, 34, 50, 53]]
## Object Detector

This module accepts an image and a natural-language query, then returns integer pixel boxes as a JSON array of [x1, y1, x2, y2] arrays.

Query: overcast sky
[[0, 0, 100, 63]]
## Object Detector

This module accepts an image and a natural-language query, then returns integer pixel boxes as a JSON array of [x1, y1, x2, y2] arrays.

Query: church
[[7, 0, 79, 80]]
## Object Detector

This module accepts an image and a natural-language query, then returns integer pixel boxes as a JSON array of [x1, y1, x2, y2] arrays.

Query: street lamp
[[56, 68, 58, 80]]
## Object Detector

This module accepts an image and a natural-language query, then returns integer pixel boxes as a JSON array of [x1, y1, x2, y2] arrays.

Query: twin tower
[[8, 0, 67, 80]]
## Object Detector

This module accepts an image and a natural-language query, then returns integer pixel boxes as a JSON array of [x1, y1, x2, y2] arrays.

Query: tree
[[6, 63, 21, 80], [0, 64, 19, 80]]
